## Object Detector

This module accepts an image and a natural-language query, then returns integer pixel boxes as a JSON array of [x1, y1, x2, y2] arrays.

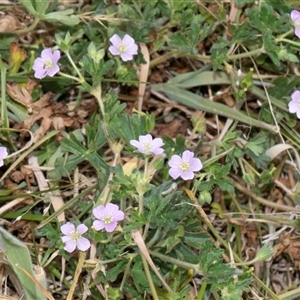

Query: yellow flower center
[[118, 44, 127, 53], [104, 215, 113, 224], [179, 161, 190, 172], [44, 59, 53, 69], [296, 20, 300, 29], [143, 142, 151, 151], [70, 231, 81, 241]]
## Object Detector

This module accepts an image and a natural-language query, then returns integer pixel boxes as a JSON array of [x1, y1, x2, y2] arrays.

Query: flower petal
[[76, 224, 88, 234], [190, 157, 203, 172], [120, 53, 133, 61], [169, 167, 182, 179], [291, 10, 300, 22], [41, 48, 53, 59], [61, 222, 75, 235], [127, 44, 138, 55], [32, 58, 45, 70], [104, 221, 117, 232], [295, 28, 300, 39], [114, 210, 125, 221], [61, 236, 72, 243], [64, 240, 77, 253], [181, 171, 195, 180], [34, 69, 47, 79], [182, 150, 194, 161], [105, 203, 120, 215], [109, 45, 120, 56], [289, 101, 299, 113], [52, 50, 61, 63], [139, 134, 152, 144], [109, 34, 122, 47], [77, 237, 91, 251], [168, 155, 182, 167], [151, 138, 164, 148], [93, 205, 105, 219], [151, 147, 164, 155], [0, 147, 8, 159], [130, 139, 141, 149], [122, 34, 135, 47], [47, 64, 60, 77], [292, 90, 300, 101], [93, 220, 105, 231]]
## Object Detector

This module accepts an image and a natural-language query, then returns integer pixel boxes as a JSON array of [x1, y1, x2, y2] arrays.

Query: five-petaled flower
[[61, 222, 91, 253], [93, 203, 124, 233], [130, 134, 164, 155], [291, 10, 300, 38], [109, 34, 138, 61], [168, 150, 202, 180], [0, 147, 8, 167], [32, 48, 60, 79], [288, 90, 300, 118]]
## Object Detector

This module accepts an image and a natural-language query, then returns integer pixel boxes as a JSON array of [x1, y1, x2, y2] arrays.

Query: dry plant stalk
[[78, 11, 127, 28]]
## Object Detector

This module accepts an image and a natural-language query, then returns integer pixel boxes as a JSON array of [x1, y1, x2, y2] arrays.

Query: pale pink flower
[[291, 10, 300, 38], [32, 48, 60, 79], [93, 203, 124, 233], [130, 134, 164, 155], [109, 34, 138, 61], [168, 150, 202, 180], [0, 147, 8, 167], [61, 222, 90, 253], [288, 90, 300, 118]]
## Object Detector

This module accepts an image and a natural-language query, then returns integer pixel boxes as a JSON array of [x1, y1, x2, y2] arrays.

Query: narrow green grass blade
[[166, 70, 288, 112], [168, 70, 231, 88], [278, 288, 300, 300], [151, 83, 278, 132], [0, 226, 47, 300]]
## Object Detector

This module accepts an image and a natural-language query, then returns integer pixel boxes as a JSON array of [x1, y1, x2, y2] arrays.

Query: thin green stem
[[151, 46, 263, 66], [46, 263, 71, 288], [231, 179, 300, 213], [149, 250, 202, 274], [0, 57, 7, 128], [90, 84, 105, 119], [277, 28, 294, 40], [186, 53, 213, 62], [0, 57, 12, 146], [252, 274, 280, 300], [241, 157, 260, 177], [13, 18, 40, 34], [150, 50, 179, 67], [276, 37, 300, 48], [143, 156, 149, 181], [99, 258, 125, 264], [140, 254, 159, 300], [138, 191, 144, 216], [196, 279, 207, 300], [120, 255, 135, 291], [65, 51, 85, 83], [58, 71, 81, 83], [146, 227, 161, 248], [66, 251, 86, 300], [227, 47, 265, 60], [138, 156, 149, 215], [234, 258, 257, 266], [238, 158, 247, 177], [150, 50, 211, 67]]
